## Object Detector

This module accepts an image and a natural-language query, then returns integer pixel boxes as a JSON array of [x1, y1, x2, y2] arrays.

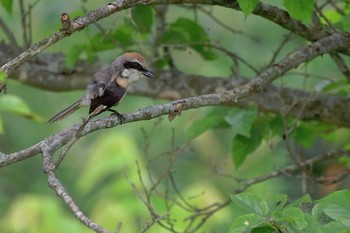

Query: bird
[[48, 52, 154, 123]]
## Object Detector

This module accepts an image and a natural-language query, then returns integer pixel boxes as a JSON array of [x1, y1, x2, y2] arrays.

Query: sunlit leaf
[[323, 10, 343, 24], [162, 18, 217, 60], [230, 193, 269, 217], [232, 130, 262, 168], [237, 0, 259, 17], [284, 0, 314, 24], [131, 6, 153, 33], [229, 213, 266, 233], [0, 94, 43, 121], [0, 0, 12, 15], [0, 71, 6, 83]]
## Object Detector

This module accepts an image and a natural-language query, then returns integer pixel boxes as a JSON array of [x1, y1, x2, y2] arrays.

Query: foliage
[[229, 190, 350, 233], [0, 94, 43, 128], [0, 0, 12, 15], [1, 0, 350, 233], [283, 0, 314, 24], [237, 0, 315, 24]]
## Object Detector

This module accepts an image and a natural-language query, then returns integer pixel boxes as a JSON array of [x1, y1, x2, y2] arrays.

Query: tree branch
[[1, 32, 349, 168], [1, 0, 344, 78], [1, 31, 350, 127], [41, 142, 112, 233], [0, 0, 137, 76]]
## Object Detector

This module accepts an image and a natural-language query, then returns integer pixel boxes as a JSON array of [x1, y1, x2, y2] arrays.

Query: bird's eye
[[124, 61, 144, 71]]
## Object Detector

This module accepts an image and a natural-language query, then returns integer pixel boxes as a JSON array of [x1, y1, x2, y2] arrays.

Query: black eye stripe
[[124, 61, 145, 71]]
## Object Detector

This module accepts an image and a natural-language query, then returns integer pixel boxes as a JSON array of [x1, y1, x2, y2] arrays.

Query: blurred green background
[[1, 0, 349, 232]]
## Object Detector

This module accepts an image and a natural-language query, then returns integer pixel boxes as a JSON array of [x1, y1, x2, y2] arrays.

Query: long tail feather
[[48, 100, 82, 123]]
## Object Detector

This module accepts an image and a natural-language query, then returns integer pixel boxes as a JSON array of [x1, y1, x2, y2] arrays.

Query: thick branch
[[1, 33, 350, 168], [1, 32, 350, 128]]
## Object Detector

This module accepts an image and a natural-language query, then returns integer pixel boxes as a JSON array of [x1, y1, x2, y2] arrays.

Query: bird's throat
[[116, 77, 128, 89]]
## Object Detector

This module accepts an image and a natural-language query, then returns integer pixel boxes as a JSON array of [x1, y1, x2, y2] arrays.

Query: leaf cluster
[[230, 190, 350, 233]]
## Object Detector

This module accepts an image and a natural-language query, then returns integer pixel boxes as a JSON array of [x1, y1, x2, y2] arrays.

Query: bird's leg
[[77, 105, 107, 132], [109, 109, 125, 124]]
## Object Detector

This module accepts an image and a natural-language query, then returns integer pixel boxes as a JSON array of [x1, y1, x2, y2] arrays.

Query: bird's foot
[[109, 109, 125, 124]]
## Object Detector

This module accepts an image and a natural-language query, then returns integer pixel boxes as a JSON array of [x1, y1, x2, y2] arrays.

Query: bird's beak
[[143, 70, 154, 78]]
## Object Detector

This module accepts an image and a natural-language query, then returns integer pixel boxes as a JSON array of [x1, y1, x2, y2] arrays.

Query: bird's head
[[113, 52, 154, 88]]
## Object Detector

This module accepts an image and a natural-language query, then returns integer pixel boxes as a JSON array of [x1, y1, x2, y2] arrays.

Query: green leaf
[[269, 114, 284, 136], [65, 45, 85, 69], [131, 6, 153, 33], [0, 115, 3, 134], [237, 0, 259, 17], [318, 220, 350, 233], [0, 94, 42, 121], [89, 33, 116, 52], [162, 18, 217, 60], [0, 71, 7, 83], [229, 213, 266, 233], [187, 115, 228, 139], [266, 194, 288, 214], [0, 0, 12, 14], [286, 194, 312, 209], [84, 46, 98, 64], [281, 207, 308, 230], [323, 10, 343, 24], [292, 122, 316, 147], [251, 226, 276, 233], [315, 190, 350, 223], [284, 0, 314, 24], [232, 130, 262, 168], [230, 193, 269, 217], [225, 106, 257, 137], [339, 15, 350, 31], [112, 24, 134, 48]]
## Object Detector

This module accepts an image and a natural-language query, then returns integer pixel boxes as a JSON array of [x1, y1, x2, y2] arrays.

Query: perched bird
[[48, 52, 153, 123]]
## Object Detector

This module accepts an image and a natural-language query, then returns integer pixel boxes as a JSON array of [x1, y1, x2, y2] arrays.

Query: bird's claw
[[109, 109, 125, 124]]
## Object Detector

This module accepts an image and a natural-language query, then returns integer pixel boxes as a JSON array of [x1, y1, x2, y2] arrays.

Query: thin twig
[[330, 53, 350, 82], [0, 17, 19, 50], [41, 142, 110, 233]]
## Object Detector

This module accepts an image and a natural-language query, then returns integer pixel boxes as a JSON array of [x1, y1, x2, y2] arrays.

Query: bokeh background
[[1, 0, 349, 232]]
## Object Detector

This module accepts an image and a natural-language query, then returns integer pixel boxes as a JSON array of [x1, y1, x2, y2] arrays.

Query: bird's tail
[[48, 100, 82, 123]]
